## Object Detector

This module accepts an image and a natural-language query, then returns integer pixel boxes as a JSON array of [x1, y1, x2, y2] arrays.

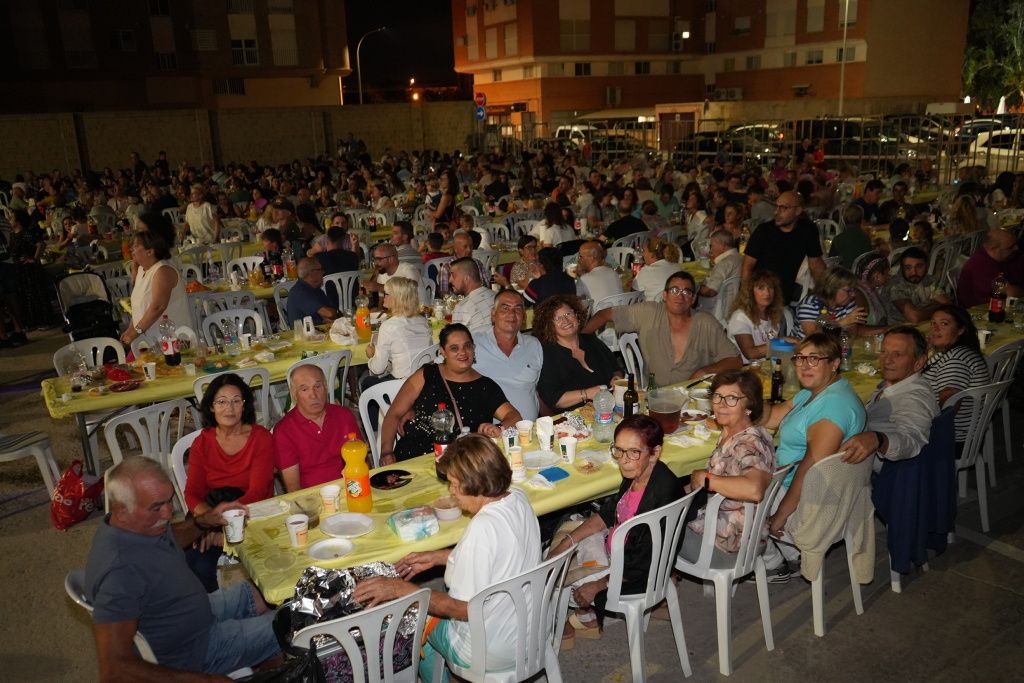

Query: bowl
[[688, 388, 712, 412], [431, 496, 463, 522]]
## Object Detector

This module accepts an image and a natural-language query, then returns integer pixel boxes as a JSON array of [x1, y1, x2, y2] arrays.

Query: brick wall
[[80, 110, 213, 172], [0, 114, 77, 179]]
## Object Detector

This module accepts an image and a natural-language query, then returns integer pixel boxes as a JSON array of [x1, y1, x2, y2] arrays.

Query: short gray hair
[[297, 257, 320, 279], [106, 456, 171, 512], [710, 230, 737, 249]]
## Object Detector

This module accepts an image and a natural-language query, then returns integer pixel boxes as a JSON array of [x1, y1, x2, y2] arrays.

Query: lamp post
[[356, 26, 386, 105], [838, 0, 850, 116]]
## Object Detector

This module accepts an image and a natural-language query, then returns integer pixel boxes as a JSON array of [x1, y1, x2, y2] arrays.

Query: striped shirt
[[794, 294, 857, 340], [921, 345, 991, 441]]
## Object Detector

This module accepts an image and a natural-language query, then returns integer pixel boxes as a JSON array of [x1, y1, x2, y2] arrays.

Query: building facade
[[451, 0, 969, 132], [1, 0, 351, 112]]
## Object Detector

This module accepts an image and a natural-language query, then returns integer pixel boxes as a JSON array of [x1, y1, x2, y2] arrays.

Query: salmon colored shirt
[[184, 425, 276, 512]]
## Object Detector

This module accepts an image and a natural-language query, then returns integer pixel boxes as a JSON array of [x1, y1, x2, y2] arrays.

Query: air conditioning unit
[[714, 87, 743, 101], [606, 86, 622, 107]]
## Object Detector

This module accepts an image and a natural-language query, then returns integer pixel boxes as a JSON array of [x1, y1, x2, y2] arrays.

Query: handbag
[[235, 640, 325, 683], [437, 370, 465, 432]]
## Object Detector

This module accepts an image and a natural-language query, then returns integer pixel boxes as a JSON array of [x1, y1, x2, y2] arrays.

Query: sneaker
[[766, 560, 793, 584]]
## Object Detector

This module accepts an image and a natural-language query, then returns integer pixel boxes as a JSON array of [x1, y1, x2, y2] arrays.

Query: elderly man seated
[[287, 257, 339, 327], [85, 457, 279, 680], [274, 364, 362, 491], [839, 326, 939, 471]]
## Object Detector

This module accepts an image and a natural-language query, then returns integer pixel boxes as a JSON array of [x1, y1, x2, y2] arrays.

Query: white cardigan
[[367, 315, 433, 379]]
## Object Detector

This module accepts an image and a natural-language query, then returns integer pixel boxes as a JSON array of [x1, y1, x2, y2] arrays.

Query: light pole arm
[[356, 26, 386, 105]]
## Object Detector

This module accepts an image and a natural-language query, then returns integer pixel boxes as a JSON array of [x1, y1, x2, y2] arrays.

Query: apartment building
[[0, 0, 351, 112], [451, 0, 969, 131]]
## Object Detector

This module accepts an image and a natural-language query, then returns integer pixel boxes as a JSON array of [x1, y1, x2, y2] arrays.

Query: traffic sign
[[474, 92, 486, 107], [475, 105, 486, 121]]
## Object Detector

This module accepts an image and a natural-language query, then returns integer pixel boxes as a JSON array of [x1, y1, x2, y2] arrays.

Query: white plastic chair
[[286, 350, 353, 405], [130, 332, 157, 358], [169, 429, 202, 511], [942, 379, 1013, 533], [409, 344, 439, 371], [711, 276, 742, 327], [202, 308, 265, 345], [618, 333, 647, 390], [357, 379, 405, 467], [161, 207, 183, 225], [606, 246, 636, 270], [611, 230, 653, 251], [272, 279, 297, 332], [514, 219, 540, 240], [193, 367, 273, 428], [815, 219, 841, 242], [431, 549, 574, 683], [420, 278, 436, 307], [225, 255, 265, 278], [481, 224, 510, 244], [91, 261, 128, 283], [0, 432, 61, 495], [985, 339, 1023, 473], [188, 290, 260, 339], [180, 261, 202, 284], [604, 491, 698, 682], [472, 249, 499, 273], [293, 588, 431, 683], [591, 290, 644, 314], [321, 270, 361, 313], [424, 256, 453, 285], [674, 466, 793, 676]]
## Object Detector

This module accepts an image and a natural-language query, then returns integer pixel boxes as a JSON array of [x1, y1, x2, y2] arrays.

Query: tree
[[962, 0, 1024, 109]]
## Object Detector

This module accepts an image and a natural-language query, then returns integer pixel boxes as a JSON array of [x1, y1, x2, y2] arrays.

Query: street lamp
[[356, 26, 386, 105]]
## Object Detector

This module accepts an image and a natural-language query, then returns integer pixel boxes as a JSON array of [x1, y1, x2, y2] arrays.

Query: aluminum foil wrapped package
[[287, 562, 419, 644]]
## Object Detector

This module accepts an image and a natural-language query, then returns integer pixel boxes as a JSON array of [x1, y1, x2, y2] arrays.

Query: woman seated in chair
[[185, 373, 276, 591], [353, 435, 541, 680], [547, 415, 682, 646], [726, 270, 792, 362], [379, 324, 522, 465], [684, 370, 776, 554], [491, 234, 539, 291], [533, 294, 620, 413], [794, 266, 886, 339], [631, 235, 681, 303], [362, 276, 433, 390], [523, 247, 575, 307]]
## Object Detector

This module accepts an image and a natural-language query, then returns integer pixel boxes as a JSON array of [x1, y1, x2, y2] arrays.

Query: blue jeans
[[202, 582, 280, 675]]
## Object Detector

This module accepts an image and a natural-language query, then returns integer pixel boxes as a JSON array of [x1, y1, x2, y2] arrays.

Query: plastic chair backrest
[[53, 337, 126, 375], [424, 257, 452, 285], [65, 569, 159, 664], [942, 379, 1014, 469], [617, 333, 646, 390], [420, 279, 436, 306], [815, 219, 840, 240], [357, 379, 406, 467], [103, 398, 194, 468], [409, 344, 439, 372], [170, 429, 203, 511], [273, 280, 297, 331], [985, 339, 1024, 382], [483, 224, 510, 243], [180, 262, 202, 284], [611, 231, 652, 251], [606, 247, 635, 270], [202, 308, 265, 344], [605, 491, 698, 611], [105, 274, 132, 301], [286, 350, 353, 405], [454, 549, 573, 682], [225, 256, 264, 276], [189, 290, 259, 337], [592, 290, 643, 314], [193, 368, 273, 427], [91, 261, 127, 283], [292, 588, 431, 683], [321, 270, 361, 313], [472, 249, 499, 273], [927, 239, 955, 275], [161, 207, 182, 224], [712, 275, 741, 325]]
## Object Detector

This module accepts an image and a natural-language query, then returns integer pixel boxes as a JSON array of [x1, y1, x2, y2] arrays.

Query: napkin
[[329, 318, 358, 346], [247, 498, 289, 521], [855, 363, 878, 376], [666, 434, 703, 448], [535, 416, 555, 451], [538, 466, 570, 482], [525, 473, 555, 489]]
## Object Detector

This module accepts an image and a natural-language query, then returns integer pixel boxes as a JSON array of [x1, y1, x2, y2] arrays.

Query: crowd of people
[[11, 136, 1020, 678]]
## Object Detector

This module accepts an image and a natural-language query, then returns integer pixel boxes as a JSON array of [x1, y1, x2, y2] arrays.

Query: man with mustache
[[84, 457, 280, 680]]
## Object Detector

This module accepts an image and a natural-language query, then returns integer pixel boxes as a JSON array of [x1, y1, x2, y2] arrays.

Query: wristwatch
[[704, 472, 714, 492], [133, 324, 144, 336]]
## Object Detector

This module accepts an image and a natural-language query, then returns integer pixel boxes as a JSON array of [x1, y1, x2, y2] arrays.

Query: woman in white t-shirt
[[530, 202, 575, 247], [632, 235, 682, 302], [726, 270, 791, 362], [364, 276, 432, 384], [353, 435, 541, 680]]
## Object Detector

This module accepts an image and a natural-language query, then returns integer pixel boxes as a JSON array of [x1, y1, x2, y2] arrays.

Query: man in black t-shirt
[[742, 190, 824, 303], [600, 201, 647, 244]]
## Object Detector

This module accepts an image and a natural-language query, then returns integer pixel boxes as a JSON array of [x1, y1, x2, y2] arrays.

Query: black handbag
[[235, 640, 326, 683]]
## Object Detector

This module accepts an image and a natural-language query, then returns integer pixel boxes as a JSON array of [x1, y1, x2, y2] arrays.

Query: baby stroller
[[56, 272, 120, 342]]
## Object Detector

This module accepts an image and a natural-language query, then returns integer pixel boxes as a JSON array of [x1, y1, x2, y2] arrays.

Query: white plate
[[265, 341, 292, 351], [576, 448, 612, 464], [247, 499, 289, 521], [320, 512, 374, 538], [307, 538, 355, 561], [523, 450, 560, 469]]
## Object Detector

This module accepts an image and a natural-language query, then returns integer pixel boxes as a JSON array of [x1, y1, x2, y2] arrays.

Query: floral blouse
[[688, 425, 776, 553]]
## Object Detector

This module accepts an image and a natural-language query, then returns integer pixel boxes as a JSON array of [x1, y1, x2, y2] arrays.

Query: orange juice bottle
[[341, 433, 372, 513], [355, 289, 371, 342]]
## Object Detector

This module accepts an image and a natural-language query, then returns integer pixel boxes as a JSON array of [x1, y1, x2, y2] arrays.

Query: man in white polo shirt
[[576, 240, 623, 304], [473, 289, 543, 420]]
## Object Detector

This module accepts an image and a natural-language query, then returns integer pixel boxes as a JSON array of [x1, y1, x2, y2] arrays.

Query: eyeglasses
[[610, 446, 647, 461], [553, 312, 577, 324], [373, 255, 393, 262], [213, 398, 245, 409], [711, 392, 744, 406], [664, 286, 695, 297], [792, 354, 833, 367]]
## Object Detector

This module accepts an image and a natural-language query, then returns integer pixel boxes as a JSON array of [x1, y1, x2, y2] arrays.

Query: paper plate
[[320, 513, 374, 539], [523, 450, 560, 469], [307, 538, 355, 561]]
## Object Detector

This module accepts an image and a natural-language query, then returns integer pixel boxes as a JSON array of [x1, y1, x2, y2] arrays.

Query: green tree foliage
[[963, 0, 1024, 109]]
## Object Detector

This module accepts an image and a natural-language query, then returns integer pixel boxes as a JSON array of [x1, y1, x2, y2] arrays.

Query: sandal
[[568, 612, 601, 639]]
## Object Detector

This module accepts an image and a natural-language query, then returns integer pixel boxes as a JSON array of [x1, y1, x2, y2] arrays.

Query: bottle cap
[[438, 402, 446, 410]]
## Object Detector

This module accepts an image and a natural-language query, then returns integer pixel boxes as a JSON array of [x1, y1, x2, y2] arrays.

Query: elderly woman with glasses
[[547, 415, 682, 643], [534, 294, 621, 412], [758, 333, 866, 579], [794, 266, 882, 339]]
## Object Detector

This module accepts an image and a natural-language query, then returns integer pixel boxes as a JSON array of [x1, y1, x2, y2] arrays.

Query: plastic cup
[[538, 430, 553, 451], [222, 509, 246, 543], [143, 362, 157, 381], [319, 484, 341, 514], [977, 329, 993, 349], [558, 436, 578, 464], [516, 420, 534, 448], [183, 362, 196, 376], [286, 514, 309, 547], [240, 333, 252, 350]]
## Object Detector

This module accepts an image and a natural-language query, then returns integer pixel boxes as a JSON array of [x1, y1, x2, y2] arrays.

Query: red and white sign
[[474, 92, 487, 107]]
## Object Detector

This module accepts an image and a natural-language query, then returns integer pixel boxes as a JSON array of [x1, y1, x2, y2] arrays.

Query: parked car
[[671, 131, 775, 164], [958, 128, 1024, 173], [589, 135, 659, 161]]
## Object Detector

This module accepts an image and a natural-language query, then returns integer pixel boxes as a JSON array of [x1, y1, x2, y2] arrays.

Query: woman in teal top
[[760, 332, 866, 538]]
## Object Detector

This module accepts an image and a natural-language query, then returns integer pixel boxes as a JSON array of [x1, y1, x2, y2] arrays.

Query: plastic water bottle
[[158, 315, 181, 366], [593, 385, 615, 443]]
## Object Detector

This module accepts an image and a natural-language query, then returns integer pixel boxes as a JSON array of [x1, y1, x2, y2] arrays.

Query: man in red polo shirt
[[957, 228, 1024, 308], [273, 364, 361, 491]]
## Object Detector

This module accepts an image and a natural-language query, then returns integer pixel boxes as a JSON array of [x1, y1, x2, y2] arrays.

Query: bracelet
[[566, 531, 577, 547]]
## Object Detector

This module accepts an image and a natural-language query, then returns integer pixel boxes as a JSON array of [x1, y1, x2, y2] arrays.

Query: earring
[[745, 410, 751, 415]]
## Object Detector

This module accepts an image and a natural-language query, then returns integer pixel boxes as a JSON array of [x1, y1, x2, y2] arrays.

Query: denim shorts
[[202, 582, 280, 675]]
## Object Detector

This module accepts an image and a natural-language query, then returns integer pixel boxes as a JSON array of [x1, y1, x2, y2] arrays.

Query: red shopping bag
[[51, 460, 104, 530]]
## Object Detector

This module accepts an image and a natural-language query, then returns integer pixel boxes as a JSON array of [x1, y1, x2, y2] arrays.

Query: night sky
[[342, 3, 457, 91]]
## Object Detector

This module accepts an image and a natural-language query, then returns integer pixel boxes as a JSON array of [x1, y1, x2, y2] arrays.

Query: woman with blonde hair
[[631, 234, 682, 302], [363, 276, 433, 388], [946, 194, 983, 236], [727, 270, 791, 361]]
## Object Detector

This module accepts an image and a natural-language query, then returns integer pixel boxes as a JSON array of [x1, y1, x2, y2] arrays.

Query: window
[[227, 0, 254, 13], [504, 24, 517, 56], [574, 62, 591, 76], [723, 57, 735, 72], [648, 19, 670, 51], [839, 0, 858, 26], [156, 52, 177, 70], [485, 28, 497, 59], [745, 55, 761, 70], [231, 39, 259, 65], [634, 61, 650, 75], [110, 29, 137, 51], [807, 0, 825, 32], [836, 46, 856, 62], [523, 64, 534, 78], [148, 0, 170, 15], [192, 29, 217, 51], [608, 61, 624, 76], [734, 16, 751, 34], [549, 63, 565, 76], [213, 78, 246, 95], [267, 0, 293, 12], [705, 42, 716, 54], [615, 20, 636, 51], [272, 29, 298, 65], [559, 20, 590, 51], [492, 68, 502, 82], [806, 49, 823, 65], [783, 51, 797, 67]]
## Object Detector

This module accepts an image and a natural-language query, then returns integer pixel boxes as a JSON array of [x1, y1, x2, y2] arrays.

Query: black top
[[524, 271, 576, 306], [604, 215, 648, 242], [744, 217, 823, 303], [598, 460, 682, 594], [394, 363, 510, 461], [537, 334, 620, 411], [316, 248, 360, 276]]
